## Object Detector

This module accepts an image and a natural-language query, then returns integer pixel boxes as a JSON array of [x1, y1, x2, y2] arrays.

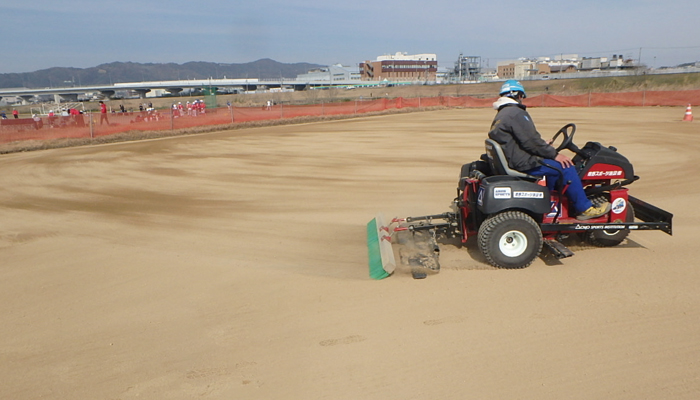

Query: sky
[[1, 0, 699, 74]]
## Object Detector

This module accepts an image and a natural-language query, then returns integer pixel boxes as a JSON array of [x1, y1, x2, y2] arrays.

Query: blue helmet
[[499, 80, 527, 98]]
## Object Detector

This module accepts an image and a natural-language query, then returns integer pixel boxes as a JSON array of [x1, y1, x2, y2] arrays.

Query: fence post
[[321, 101, 324, 116], [89, 112, 94, 139], [170, 109, 174, 130], [229, 105, 235, 123], [588, 92, 592, 107], [280, 103, 283, 119], [642, 90, 646, 106]]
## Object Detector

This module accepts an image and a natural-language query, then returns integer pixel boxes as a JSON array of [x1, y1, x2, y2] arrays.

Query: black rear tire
[[586, 202, 635, 247], [478, 211, 543, 269]]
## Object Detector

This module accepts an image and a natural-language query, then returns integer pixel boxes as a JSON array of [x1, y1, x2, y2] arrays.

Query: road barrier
[[1, 89, 698, 145]]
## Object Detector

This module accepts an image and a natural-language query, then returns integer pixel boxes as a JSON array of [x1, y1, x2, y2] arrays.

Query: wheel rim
[[499, 230, 528, 257]]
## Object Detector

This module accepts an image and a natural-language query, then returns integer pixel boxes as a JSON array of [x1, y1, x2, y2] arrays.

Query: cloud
[[1, 0, 698, 73]]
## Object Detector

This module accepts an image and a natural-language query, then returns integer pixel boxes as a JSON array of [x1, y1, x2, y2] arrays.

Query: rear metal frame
[[397, 188, 673, 247]]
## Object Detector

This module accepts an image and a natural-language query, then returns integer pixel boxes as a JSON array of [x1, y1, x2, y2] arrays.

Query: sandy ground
[[0, 107, 697, 399]]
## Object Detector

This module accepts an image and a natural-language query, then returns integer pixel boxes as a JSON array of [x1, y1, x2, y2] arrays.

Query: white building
[[295, 64, 361, 85], [376, 52, 437, 62]]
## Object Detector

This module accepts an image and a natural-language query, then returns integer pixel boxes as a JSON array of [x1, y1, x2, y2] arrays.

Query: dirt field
[[1, 106, 697, 399]]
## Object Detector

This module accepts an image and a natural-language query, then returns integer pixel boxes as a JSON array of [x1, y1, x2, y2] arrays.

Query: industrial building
[[449, 54, 482, 82], [360, 52, 438, 82], [295, 64, 361, 86], [497, 54, 639, 80]]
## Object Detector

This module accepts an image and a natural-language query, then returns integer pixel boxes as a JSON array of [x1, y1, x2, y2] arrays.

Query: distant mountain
[[0, 59, 324, 89]]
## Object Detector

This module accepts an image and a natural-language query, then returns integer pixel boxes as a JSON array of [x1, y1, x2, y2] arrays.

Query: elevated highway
[[0, 77, 372, 104]]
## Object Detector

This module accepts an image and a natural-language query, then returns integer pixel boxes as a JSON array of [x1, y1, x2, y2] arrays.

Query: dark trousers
[[525, 159, 592, 214]]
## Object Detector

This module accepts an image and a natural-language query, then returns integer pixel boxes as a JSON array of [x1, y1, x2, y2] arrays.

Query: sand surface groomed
[[0, 107, 697, 399]]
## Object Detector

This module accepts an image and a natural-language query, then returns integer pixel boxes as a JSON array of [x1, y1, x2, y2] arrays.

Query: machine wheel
[[478, 211, 543, 269], [586, 202, 635, 247]]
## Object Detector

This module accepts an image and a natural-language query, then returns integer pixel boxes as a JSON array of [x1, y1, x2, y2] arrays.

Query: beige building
[[497, 59, 538, 79], [497, 55, 580, 79]]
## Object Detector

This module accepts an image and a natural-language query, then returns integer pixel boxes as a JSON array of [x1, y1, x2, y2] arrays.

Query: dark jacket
[[488, 98, 557, 172]]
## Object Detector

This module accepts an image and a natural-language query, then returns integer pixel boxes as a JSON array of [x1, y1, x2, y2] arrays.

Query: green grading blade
[[367, 217, 390, 280]]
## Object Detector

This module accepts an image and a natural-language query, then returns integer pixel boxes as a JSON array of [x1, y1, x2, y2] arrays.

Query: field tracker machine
[[367, 124, 673, 279]]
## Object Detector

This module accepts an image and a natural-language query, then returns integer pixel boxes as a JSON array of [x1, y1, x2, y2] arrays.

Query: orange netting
[[2, 89, 698, 144]]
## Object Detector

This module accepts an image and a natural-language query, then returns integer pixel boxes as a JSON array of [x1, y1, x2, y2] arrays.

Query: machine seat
[[484, 139, 540, 181]]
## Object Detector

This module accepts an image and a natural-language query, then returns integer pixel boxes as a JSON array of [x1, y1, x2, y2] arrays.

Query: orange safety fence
[[1, 89, 698, 145]]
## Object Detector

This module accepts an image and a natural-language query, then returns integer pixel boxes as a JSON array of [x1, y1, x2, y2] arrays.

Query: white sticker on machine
[[514, 191, 544, 199], [611, 197, 627, 214], [493, 187, 511, 199]]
